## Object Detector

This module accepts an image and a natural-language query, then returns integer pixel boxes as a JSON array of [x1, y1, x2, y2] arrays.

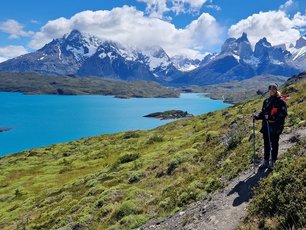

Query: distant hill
[[0, 72, 179, 98]]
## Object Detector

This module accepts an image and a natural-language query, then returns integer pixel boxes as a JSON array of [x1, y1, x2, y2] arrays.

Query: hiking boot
[[259, 160, 269, 169], [269, 160, 276, 169]]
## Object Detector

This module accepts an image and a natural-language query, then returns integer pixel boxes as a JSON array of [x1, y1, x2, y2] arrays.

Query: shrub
[[119, 214, 148, 229], [206, 131, 219, 142], [147, 134, 164, 144], [118, 152, 139, 164], [128, 173, 141, 184], [113, 200, 142, 220], [167, 158, 181, 175], [122, 131, 140, 139]]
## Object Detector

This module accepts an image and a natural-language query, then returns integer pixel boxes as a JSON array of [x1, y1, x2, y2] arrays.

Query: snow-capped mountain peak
[[141, 45, 171, 71], [62, 29, 103, 60], [288, 36, 306, 69], [170, 55, 201, 72]]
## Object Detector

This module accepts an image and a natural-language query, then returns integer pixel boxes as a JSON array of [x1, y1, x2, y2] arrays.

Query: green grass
[[0, 77, 305, 229]]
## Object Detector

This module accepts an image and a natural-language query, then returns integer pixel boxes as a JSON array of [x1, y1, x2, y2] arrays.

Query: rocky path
[[138, 127, 306, 230]]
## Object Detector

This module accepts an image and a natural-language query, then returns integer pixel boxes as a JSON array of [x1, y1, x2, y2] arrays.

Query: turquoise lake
[[0, 92, 230, 156]]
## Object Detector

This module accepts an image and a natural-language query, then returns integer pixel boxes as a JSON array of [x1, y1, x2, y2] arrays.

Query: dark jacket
[[255, 95, 287, 135]]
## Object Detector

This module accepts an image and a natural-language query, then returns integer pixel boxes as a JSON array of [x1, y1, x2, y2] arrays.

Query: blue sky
[[0, 0, 305, 61]]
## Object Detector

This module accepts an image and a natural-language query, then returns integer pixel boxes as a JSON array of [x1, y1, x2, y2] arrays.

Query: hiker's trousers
[[263, 131, 280, 161]]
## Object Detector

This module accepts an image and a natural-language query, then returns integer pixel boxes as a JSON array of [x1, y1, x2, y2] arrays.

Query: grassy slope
[[237, 73, 306, 230], [238, 140, 305, 230], [0, 72, 179, 98], [0, 79, 305, 229], [188, 75, 288, 104]]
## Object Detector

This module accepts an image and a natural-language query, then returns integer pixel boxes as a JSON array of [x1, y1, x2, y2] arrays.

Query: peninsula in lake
[[0, 72, 179, 98]]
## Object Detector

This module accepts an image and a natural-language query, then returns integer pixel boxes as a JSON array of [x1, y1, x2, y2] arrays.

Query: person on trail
[[253, 83, 287, 169]]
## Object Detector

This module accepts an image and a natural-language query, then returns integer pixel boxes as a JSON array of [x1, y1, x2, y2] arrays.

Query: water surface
[[0, 93, 230, 156]]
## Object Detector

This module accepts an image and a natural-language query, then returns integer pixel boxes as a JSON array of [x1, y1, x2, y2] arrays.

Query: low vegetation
[[0, 76, 305, 229], [239, 140, 305, 230]]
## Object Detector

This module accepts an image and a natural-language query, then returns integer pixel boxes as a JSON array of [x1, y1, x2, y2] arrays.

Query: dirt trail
[[138, 127, 306, 230]]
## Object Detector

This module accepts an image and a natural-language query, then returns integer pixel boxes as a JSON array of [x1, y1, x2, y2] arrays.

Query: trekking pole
[[252, 119, 256, 174], [266, 120, 272, 167]]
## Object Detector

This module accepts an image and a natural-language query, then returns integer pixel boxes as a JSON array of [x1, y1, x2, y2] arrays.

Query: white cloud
[[279, 0, 294, 12], [0, 57, 8, 63], [0, 19, 34, 39], [205, 4, 221, 11], [29, 6, 224, 58], [136, 0, 208, 18], [292, 11, 306, 27], [228, 10, 306, 47], [0, 45, 28, 59]]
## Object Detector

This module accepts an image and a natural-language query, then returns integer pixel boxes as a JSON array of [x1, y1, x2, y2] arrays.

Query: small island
[[144, 110, 193, 120], [0, 127, 12, 133]]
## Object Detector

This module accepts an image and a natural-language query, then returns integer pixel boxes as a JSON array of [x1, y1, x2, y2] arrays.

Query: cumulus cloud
[[228, 10, 306, 48], [0, 19, 34, 39], [136, 0, 208, 18], [29, 6, 224, 58], [0, 45, 28, 58]]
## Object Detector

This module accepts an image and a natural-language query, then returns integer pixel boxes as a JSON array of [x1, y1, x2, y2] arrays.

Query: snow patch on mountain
[[170, 55, 202, 72], [289, 46, 306, 61], [141, 46, 171, 71], [243, 56, 260, 67]]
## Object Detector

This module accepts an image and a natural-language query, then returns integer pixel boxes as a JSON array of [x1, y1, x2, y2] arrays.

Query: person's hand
[[264, 115, 269, 120]]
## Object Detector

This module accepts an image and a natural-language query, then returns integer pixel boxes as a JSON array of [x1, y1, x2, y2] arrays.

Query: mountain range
[[0, 30, 305, 85]]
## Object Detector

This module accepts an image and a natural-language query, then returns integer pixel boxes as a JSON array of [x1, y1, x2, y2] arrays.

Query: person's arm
[[275, 99, 287, 124], [254, 100, 267, 120]]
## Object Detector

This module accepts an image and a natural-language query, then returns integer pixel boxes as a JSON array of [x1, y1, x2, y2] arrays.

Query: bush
[[113, 200, 142, 220], [118, 152, 139, 164], [122, 131, 140, 139], [119, 214, 148, 229], [128, 173, 141, 184], [167, 158, 182, 175], [147, 134, 164, 144], [206, 131, 219, 142]]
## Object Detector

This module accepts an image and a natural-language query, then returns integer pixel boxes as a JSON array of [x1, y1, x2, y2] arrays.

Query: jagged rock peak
[[295, 36, 306, 49], [274, 44, 287, 50], [257, 37, 272, 47], [64, 29, 82, 40], [236, 32, 249, 42], [221, 33, 253, 59]]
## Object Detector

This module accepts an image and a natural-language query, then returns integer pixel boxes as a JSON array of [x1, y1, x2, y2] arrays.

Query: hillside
[[0, 72, 179, 98], [184, 75, 289, 104], [0, 75, 305, 229]]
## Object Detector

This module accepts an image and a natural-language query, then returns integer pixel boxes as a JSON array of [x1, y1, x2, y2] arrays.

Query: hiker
[[253, 83, 287, 169]]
